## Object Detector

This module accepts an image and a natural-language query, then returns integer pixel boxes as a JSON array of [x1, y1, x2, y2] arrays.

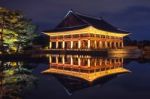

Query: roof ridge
[[59, 24, 89, 29], [64, 9, 73, 18], [116, 27, 128, 32], [74, 11, 102, 21]]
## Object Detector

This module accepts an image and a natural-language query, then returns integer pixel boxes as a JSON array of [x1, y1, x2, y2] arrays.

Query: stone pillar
[[88, 40, 90, 49], [49, 55, 52, 63], [94, 40, 97, 49], [118, 42, 121, 48], [105, 41, 108, 48], [119, 42, 121, 48], [121, 58, 123, 66], [71, 56, 73, 65], [99, 59, 102, 65], [78, 40, 81, 49], [110, 42, 112, 48], [71, 41, 73, 49], [99, 41, 102, 49], [94, 59, 97, 66], [62, 41, 65, 49], [78, 58, 81, 66], [56, 57, 58, 64], [105, 59, 107, 65], [107, 42, 110, 48], [62, 55, 65, 64], [49, 42, 52, 49], [114, 42, 117, 48], [121, 42, 124, 48], [56, 41, 58, 49]]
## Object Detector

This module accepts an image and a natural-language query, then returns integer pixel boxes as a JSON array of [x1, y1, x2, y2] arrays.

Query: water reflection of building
[[44, 54, 129, 82], [52, 74, 118, 95], [43, 54, 130, 94]]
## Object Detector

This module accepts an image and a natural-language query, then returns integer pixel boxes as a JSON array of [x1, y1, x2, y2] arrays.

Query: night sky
[[1, 0, 150, 40]]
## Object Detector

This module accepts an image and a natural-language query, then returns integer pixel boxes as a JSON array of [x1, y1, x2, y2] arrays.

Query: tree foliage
[[0, 7, 37, 53]]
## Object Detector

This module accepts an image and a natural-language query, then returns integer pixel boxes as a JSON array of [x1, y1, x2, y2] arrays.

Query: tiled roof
[[44, 10, 129, 33], [43, 25, 89, 32]]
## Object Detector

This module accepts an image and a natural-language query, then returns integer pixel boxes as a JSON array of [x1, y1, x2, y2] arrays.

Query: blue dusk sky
[[0, 0, 150, 40]]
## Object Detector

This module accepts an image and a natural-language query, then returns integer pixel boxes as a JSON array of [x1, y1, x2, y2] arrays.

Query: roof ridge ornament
[[65, 9, 74, 17], [70, 9, 73, 12]]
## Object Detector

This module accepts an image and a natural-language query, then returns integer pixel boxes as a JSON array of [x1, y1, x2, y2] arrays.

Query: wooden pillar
[[88, 40, 90, 49]]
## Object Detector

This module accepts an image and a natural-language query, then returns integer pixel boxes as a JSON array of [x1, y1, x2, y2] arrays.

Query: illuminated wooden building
[[43, 54, 129, 82], [44, 10, 129, 51]]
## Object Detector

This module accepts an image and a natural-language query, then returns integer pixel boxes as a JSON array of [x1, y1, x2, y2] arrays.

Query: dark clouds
[[0, 0, 150, 40]]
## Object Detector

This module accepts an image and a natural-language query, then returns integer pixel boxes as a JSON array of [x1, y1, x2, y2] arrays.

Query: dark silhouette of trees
[[124, 36, 150, 49], [32, 34, 49, 48]]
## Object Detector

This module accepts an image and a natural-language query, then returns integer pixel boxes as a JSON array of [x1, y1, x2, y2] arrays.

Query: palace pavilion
[[43, 10, 129, 51]]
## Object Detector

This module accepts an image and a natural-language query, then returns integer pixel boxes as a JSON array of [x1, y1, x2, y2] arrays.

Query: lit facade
[[44, 10, 129, 50]]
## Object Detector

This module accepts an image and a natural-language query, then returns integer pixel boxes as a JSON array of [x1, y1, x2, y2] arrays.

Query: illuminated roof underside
[[43, 67, 129, 82]]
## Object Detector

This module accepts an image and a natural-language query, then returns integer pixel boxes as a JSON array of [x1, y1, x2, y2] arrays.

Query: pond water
[[0, 54, 150, 99]]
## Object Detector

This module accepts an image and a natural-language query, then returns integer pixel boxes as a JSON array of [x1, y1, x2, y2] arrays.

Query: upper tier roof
[[44, 10, 129, 33]]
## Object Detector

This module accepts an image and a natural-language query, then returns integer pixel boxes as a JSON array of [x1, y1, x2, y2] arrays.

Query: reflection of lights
[[43, 67, 129, 82], [43, 54, 130, 82]]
